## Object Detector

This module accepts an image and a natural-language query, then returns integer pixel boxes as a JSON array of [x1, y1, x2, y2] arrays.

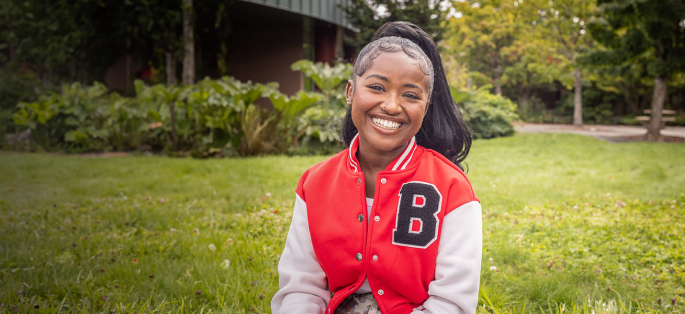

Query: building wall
[[103, 1, 353, 97], [227, 27, 304, 96], [104, 53, 144, 91]]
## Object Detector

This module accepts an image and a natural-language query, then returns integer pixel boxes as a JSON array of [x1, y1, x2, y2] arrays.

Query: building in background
[[105, 0, 358, 96]]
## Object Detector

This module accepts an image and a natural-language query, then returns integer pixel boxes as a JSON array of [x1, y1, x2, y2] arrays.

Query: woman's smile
[[371, 116, 402, 130]]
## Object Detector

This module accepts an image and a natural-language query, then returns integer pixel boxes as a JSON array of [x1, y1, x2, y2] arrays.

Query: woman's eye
[[404, 93, 420, 100], [367, 85, 384, 92]]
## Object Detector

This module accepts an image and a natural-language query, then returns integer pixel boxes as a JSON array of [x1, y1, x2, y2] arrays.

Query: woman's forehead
[[361, 52, 426, 85]]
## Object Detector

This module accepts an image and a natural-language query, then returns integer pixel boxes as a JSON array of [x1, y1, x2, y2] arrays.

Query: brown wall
[[227, 27, 303, 96], [227, 1, 305, 97], [105, 53, 144, 91]]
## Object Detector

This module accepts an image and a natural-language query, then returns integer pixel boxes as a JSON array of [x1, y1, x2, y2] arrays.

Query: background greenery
[[1, 133, 684, 313], [6, 61, 354, 157], [5, 60, 519, 155]]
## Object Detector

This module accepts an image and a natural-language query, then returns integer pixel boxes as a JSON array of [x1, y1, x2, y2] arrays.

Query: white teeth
[[372, 117, 401, 130]]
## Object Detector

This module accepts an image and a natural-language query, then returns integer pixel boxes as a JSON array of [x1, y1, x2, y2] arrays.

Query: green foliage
[[266, 89, 324, 152], [453, 88, 518, 139], [555, 82, 623, 124], [12, 82, 147, 152], [289, 60, 351, 154], [2, 134, 685, 312], [0, 68, 41, 143], [446, 0, 518, 94], [586, 0, 685, 79], [292, 107, 346, 155], [340, 0, 445, 50], [518, 96, 546, 123], [8, 75, 334, 156], [290, 60, 352, 109], [0, 0, 233, 87]]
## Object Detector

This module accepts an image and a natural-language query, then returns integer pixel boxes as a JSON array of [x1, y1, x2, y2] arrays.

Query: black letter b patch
[[392, 182, 442, 248]]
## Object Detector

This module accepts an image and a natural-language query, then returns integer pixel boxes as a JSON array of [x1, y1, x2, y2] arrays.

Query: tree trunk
[[125, 39, 132, 91], [494, 80, 502, 96], [166, 51, 177, 86], [573, 68, 583, 127], [493, 64, 502, 96], [647, 75, 668, 139], [182, 0, 195, 85], [519, 84, 530, 104], [170, 101, 178, 150]]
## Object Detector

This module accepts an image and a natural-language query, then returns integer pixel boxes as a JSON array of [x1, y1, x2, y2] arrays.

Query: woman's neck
[[356, 136, 408, 174]]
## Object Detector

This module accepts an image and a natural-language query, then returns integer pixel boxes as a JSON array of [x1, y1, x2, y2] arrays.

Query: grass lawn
[[0, 133, 684, 313]]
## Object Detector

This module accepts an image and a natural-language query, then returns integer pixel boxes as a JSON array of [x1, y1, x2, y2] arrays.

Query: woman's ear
[[345, 80, 354, 106]]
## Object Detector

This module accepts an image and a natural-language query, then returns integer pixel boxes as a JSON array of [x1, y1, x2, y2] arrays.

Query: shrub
[[291, 106, 346, 155], [290, 60, 352, 109], [13, 82, 127, 152], [0, 68, 41, 145], [7, 59, 353, 157], [452, 87, 518, 139], [517, 96, 546, 123], [289, 60, 351, 155], [10, 76, 329, 156]]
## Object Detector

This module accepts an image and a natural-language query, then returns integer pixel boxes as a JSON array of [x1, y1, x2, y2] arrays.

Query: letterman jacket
[[271, 134, 482, 314]]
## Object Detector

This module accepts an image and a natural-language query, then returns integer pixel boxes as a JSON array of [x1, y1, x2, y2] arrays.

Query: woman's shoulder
[[301, 148, 350, 177], [419, 148, 479, 209], [295, 148, 351, 200]]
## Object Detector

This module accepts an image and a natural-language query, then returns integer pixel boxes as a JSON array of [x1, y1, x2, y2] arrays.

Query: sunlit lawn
[[0, 133, 684, 313]]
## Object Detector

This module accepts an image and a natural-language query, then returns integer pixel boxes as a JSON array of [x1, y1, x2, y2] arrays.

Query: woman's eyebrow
[[365, 74, 389, 82], [403, 83, 423, 92]]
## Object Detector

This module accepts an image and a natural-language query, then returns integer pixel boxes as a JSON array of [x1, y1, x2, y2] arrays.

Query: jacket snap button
[[374, 215, 380, 222], [356, 253, 363, 261], [358, 214, 364, 222], [357, 178, 361, 186], [373, 255, 378, 261], [378, 289, 384, 295], [380, 178, 387, 184]]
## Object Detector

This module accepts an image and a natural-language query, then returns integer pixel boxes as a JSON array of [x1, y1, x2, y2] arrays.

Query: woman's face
[[346, 51, 430, 155]]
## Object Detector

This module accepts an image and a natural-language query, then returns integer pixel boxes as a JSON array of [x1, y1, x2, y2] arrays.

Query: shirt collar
[[348, 133, 419, 173]]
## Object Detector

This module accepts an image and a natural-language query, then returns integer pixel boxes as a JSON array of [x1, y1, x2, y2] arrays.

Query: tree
[[529, 0, 595, 126], [0, 0, 129, 84], [446, 0, 518, 95], [501, 34, 563, 103], [585, 0, 685, 138], [341, 0, 445, 50], [182, 0, 195, 85]]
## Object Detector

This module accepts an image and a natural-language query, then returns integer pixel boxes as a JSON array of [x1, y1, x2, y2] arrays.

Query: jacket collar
[[348, 133, 419, 173]]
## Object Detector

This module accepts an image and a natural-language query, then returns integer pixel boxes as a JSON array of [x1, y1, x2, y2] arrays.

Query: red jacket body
[[291, 135, 480, 314]]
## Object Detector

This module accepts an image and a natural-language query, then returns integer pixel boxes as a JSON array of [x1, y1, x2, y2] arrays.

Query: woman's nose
[[382, 96, 402, 114]]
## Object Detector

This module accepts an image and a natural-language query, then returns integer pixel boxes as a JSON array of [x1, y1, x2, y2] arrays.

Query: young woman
[[271, 22, 481, 314]]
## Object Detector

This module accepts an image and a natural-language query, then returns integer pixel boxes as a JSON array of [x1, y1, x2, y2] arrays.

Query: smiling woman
[[347, 39, 431, 161], [271, 22, 481, 314]]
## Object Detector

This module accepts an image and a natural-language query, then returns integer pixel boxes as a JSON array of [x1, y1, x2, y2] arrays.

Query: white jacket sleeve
[[412, 201, 483, 314], [271, 194, 330, 314]]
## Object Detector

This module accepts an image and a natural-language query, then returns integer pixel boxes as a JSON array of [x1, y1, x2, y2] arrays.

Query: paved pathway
[[515, 123, 685, 142]]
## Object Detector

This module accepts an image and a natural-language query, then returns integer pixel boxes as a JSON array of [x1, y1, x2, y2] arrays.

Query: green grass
[[0, 133, 684, 313]]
